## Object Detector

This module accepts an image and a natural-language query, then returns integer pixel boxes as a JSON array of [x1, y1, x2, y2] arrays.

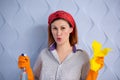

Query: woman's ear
[[69, 27, 73, 33]]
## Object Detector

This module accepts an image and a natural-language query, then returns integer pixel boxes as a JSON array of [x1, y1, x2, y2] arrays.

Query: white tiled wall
[[0, 0, 120, 80]]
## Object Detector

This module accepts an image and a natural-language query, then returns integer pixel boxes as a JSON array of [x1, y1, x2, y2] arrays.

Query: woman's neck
[[56, 41, 72, 53], [56, 41, 73, 63]]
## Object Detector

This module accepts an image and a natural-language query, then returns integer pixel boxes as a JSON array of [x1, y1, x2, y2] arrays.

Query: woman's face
[[51, 19, 73, 45]]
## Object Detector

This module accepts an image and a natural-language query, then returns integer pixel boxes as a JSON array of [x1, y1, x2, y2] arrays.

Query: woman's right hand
[[18, 54, 34, 80], [18, 54, 31, 69]]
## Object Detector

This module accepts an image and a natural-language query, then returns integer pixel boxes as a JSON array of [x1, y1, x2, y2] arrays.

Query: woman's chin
[[56, 41, 63, 45]]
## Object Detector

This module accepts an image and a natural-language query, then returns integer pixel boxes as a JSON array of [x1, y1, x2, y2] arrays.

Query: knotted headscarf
[[48, 10, 75, 28]]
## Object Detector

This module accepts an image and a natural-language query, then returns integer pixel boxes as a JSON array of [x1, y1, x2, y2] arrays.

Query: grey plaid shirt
[[33, 44, 90, 80]]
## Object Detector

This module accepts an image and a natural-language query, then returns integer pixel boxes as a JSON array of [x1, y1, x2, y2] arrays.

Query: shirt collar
[[49, 43, 77, 53]]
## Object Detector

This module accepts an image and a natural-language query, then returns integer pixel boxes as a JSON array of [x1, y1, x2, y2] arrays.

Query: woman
[[18, 10, 109, 80]]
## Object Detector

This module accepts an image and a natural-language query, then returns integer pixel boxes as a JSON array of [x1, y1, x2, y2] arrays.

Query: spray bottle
[[20, 53, 28, 80]]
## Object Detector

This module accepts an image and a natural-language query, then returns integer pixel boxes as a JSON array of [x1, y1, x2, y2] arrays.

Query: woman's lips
[[57, 37, 62, 42]]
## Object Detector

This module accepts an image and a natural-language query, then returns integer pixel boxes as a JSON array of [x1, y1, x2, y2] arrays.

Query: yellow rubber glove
[[18, 54, 34, 80], [90, 40, 111, 72], [86, 40, 111, 80]]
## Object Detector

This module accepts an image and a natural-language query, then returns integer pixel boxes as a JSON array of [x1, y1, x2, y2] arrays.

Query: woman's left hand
[[90, 40, 111, 72], [86, 40, 111, 80]]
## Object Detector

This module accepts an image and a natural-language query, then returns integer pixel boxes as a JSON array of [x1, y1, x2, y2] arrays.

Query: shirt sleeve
[[33, 53, 42, 80], [80, 50, 90, 80]]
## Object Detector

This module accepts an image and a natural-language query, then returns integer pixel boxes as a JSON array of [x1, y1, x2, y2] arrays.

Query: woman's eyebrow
[[51, 25, 56, 27]]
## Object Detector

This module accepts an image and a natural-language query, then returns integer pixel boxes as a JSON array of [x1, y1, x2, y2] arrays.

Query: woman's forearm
[[86, 70, 98, 80]]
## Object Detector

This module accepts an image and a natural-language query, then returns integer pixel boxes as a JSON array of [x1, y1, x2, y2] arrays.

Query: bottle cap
[[21, 53, 27, 56]]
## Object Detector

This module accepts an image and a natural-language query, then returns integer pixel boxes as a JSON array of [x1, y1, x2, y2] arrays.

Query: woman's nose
[[57, 29, 62, 36]]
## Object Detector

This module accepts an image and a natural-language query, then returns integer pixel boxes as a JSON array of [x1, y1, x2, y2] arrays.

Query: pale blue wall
[[0, 0, 120, 80]]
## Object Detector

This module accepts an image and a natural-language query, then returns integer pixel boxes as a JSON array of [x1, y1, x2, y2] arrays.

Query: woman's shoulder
[[76, 49, 88, 55], [36, 48, 47, 57], [74, 45, 88, 56], [40, 48, 49, 53], [76, 49, 90, 61]]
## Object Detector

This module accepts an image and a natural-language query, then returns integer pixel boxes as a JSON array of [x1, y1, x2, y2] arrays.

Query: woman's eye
[[52, 27, 57, 30], [61, 27, 65, 30]]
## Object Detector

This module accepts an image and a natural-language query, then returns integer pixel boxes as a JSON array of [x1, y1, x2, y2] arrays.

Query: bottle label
[[22, 72, 28, 80]]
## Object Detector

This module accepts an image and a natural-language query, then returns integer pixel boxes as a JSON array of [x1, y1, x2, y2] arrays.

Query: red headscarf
[[48, 10, 75, 28]]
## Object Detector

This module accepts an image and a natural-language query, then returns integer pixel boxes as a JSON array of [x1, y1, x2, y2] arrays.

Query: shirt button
[[59, 65, 62, 67], [56, 78, 60, 80]]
